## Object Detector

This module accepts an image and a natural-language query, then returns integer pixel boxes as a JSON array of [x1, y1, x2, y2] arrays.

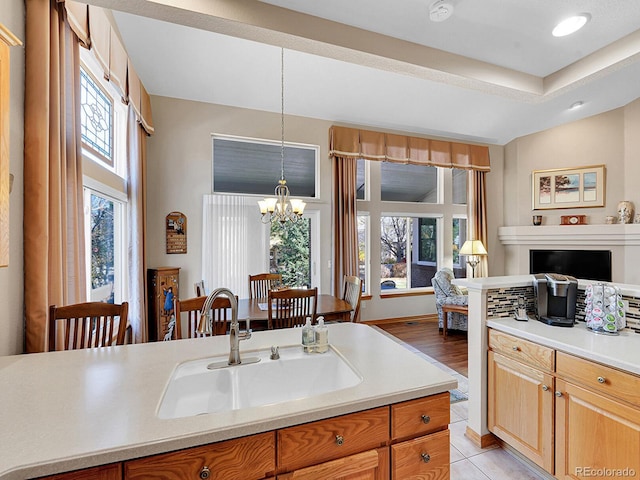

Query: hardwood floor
[[371, 317, 468, 378]]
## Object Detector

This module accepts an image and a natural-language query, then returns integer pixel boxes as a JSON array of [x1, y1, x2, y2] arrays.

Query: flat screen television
[[529, 249, 612, 282]]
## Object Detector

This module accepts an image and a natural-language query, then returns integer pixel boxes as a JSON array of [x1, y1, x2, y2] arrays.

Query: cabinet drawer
[[277, 406, 389, 472], [489, 329, 554, 371], [556, 351, 640, 407], [391, 393, 449, 441], [124, 432, 275, 480], [391, 429, 450, 479]]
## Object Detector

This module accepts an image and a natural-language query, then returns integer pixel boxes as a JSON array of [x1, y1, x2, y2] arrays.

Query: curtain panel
[[24, 0, 87, 353], [329, 125, 491, 171], [468, 170, 489, 277]]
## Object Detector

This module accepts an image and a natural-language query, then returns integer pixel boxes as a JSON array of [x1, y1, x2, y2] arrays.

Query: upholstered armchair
[[431, 268, 468, 331]]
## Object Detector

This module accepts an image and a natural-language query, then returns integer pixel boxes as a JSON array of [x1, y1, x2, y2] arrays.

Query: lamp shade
[[459, 240, 487, 256]]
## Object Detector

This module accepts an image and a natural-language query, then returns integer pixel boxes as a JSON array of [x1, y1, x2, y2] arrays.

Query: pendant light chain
[[280, 47, 285, 182], [257, 47, 306, 223]]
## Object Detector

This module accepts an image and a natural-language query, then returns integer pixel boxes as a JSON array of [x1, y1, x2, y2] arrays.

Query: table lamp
[[460, 240, 487, 278]]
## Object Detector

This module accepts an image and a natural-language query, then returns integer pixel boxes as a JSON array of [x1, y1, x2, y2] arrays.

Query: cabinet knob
[[199, 466, 211, 479], [421, 453, 431, 463], [597, 376, 606, 384], [512, 345, 519, 351], [421, 414, 431, 424], [542, 384, 549, 391], [555, 391, 563, 397], [335, 434, 344, 446]]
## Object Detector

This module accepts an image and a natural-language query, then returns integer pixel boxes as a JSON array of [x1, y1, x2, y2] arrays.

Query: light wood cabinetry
[[488, 327, 640, 479], [487, 329, 555, 472], [555, 352, 640, 479], [147, 267, 180, 341]]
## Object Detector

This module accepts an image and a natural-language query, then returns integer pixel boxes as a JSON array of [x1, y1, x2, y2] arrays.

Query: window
[[84, 187, 125, 303], [381, 163, 437, 202], [80, 66, 114, 167], [270, 218, 311, 288], [80, 48, 129, 304], [357, 160, 468, 293], [213, 135, 318, 198], [358, 214, 369, 293]]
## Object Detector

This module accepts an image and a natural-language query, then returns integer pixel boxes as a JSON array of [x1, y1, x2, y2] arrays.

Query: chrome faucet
[[197, 287, 252, 366]]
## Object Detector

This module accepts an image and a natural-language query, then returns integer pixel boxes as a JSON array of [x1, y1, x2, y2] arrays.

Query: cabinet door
[[391, 429, 449, 480], [277, 447, 389, 480], [36, 464, 121, 479], [555, 378, 640, 480], [487, 351, 554, 472]]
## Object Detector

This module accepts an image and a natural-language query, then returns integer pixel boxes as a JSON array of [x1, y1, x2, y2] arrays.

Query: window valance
[[60, 1, 154, 135], [329, 126, 490, 172]]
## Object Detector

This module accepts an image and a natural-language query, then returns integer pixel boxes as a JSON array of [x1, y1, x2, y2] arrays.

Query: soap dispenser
[[314, 316, 328, 353], [302, 317, 315, 353]]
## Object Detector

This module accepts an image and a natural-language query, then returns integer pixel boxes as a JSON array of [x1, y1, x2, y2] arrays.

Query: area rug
[[449, 389, 468, 404]]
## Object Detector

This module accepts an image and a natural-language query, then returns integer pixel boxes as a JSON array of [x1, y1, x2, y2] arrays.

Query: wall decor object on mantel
[[560, 215, 587, 225], [166, 212, 187, 254], [532, 165, 605, 210]]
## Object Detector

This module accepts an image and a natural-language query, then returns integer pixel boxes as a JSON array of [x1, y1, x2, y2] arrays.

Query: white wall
[[501, 102, 640, 283], [0, 1, 25, 357]]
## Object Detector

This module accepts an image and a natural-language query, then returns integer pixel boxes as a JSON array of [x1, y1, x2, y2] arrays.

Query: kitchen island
[[0, 322, 456, 479]]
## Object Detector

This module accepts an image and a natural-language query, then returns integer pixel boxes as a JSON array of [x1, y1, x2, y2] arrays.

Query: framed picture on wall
[[532, 165, 605, 210]]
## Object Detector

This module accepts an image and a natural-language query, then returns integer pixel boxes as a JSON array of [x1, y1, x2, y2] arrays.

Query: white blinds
[[201, 195, 269, 299]]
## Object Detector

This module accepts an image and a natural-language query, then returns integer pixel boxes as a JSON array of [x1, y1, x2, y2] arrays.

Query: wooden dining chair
[[248, 273, 283, 299], [342, 275, 363, 322], [174, 295, 233, 339], [48, 301, 129, 351], [268, 287, 317, 329]]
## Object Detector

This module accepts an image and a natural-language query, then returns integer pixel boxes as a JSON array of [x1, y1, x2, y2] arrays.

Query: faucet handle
[[244, 317, 251, 333]]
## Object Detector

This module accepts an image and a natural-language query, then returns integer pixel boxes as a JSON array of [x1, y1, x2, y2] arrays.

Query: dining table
[[237, 294, 353, 328]]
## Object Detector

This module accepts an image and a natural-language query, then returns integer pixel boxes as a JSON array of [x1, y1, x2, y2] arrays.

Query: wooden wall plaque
[[166, 212, 187, 254]]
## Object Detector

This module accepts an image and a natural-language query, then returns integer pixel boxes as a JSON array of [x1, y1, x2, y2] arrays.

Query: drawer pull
[[421, 453, 431, 463], [199, 466, 211, 479], [597, 376, 606, 384], [335, 434, 344, 446], [421, 414, 431, 424], [512, 345, 519, 351], [555, 391, 563, 398], [542, 384, 549, 391]]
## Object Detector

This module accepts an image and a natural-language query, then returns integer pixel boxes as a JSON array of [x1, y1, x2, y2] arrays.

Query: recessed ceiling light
[[429, 0, 454, 22], [552, 14, 591, 37], [569, 100, 584, 110]]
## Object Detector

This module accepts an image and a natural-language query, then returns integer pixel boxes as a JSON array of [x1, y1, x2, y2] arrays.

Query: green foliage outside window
[[270, 218, 311, 287]]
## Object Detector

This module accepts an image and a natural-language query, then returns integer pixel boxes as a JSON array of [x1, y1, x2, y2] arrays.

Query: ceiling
[[99, 0, 640, 145]]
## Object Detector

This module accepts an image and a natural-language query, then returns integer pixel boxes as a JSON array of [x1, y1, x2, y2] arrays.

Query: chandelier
[[258, 48, 306, 224]]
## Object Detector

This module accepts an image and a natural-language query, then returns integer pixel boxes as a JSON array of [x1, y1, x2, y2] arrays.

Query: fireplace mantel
[[498, 224, 640, 246]]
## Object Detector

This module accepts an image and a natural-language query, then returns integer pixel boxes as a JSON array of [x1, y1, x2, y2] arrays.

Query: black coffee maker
[[533, 273, 577, 327]]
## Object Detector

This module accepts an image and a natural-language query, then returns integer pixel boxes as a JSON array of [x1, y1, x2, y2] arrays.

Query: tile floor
[[374, 326, 553, 480]]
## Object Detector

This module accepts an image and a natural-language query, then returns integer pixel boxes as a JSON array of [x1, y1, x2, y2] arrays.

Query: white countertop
[[487, 317, 640, 375], [0, 323, 456, 479]]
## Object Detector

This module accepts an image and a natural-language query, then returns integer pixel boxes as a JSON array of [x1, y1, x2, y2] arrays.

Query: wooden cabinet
[[487, 350, 554, 472], [125, 432, 275, 480], [488, 327, 640, 479], [147, 267, 180, 341], [35, 464, 121, 479], [35, 393, 451, 480], [555, 353, 640, 479]]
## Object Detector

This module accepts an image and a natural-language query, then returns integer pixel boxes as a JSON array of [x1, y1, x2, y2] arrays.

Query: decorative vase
[[617, 200, 635, 224]]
